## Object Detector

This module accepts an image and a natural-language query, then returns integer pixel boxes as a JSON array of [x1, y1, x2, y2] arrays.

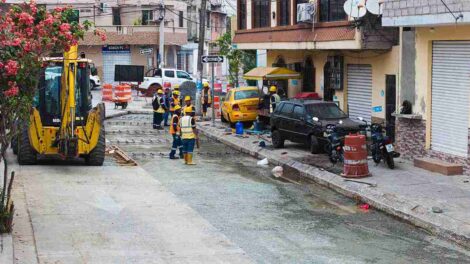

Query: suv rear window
[[280, 103, 294, 115], [306, 103, 347, 119], [235, 90, 259, 100]]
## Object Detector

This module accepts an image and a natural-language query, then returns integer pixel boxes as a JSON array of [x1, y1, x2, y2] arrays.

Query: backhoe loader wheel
[[85, 128, 105, 166], [18, 127, 37, 165]]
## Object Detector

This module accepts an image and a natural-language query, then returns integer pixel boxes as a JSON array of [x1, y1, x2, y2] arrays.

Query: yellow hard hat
[[269, 86, 277, 92], [203, 82, 209, 88], [173, 90, 180, 95], [184, 106, 194, 114], [157, 89, 163, 94], [173, 84, 180, 89], [184, 95, 191, 101], [174, 105, 182, 111]]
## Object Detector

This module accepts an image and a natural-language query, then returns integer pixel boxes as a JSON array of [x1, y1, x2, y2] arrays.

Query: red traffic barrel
[[342, 134, 370, 178]]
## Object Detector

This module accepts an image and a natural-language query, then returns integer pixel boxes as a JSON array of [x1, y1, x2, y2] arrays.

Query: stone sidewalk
[[197, 121, 470, 249]]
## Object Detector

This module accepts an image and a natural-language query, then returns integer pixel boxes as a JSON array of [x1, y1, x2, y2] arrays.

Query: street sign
[[140, 48, 153, 55], [201, 55, 224, 63]]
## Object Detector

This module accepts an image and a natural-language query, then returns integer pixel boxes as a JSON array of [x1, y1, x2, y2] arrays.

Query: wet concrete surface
[[106, 114, 470, 263]]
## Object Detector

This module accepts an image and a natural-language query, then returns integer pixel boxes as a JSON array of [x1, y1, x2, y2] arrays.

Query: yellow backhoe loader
[[14, 45, 106, 165]]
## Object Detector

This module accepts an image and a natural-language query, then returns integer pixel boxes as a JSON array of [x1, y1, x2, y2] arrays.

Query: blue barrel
[[235, 121, 244, 135]]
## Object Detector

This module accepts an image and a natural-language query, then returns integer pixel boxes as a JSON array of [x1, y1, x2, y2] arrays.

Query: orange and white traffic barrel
[[114, 84, 132, 103], [214, 96, 221, 119], [342, 134, 370, 178], [102, 84, 113, 102]]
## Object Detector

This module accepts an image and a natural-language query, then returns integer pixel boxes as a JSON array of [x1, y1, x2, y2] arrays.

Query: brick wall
[[383, 0, 470, 18]]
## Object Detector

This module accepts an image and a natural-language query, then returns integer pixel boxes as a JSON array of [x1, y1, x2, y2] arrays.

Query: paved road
[[107, 114, 470, 264]]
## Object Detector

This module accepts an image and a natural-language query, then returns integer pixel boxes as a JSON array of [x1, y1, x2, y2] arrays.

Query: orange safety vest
[[169, 115, 180, 135], [201, 88, 212, 104]]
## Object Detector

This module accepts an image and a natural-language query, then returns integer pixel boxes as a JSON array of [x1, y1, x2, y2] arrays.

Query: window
[[164, 70, 175, 78], [235, 90, 259, 100], [320, 0, 347, 22], [252, 0, 270, 28], [238, 0, 247, 29], [280, 103, 294, 115], [179, 11, 184, 27], [207, 11, 211, 28], [293, 105, 305, 118], [306, 103, 347, 119], [112, 7, 121, 25], [278, 0, 290, 26], [142, 10, 154, 25], [295, 0, 309, 24], [177, 71, 191, 79]]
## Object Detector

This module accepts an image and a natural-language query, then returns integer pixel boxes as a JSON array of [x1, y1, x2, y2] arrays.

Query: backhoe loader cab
[[16, 46, 106, 166]]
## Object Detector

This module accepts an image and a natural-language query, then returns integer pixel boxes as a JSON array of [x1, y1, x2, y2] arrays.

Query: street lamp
[[156, 2, 165, 68]]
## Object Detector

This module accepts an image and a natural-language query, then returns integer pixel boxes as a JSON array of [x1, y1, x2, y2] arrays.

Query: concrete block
[[414, 157, 463, 176]]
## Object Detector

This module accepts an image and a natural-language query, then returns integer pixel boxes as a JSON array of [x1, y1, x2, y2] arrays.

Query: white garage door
[[102, 51, 131, 84], [431, 41, 470, 157], [347, 64, 372, 122]]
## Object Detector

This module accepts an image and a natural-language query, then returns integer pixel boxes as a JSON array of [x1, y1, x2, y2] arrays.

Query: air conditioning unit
[[99, 3, 110, 13], [297, 3, 316, 23]]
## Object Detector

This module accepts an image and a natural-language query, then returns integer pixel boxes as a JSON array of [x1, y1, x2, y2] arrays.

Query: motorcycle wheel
[[385, 154, 395, 169], [372, 147, 381, 164], [329, 150, 338, 164]]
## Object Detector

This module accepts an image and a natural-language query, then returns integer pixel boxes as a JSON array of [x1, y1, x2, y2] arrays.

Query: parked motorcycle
[[357, 117, 400, 169], [313, 117, 344, 164]]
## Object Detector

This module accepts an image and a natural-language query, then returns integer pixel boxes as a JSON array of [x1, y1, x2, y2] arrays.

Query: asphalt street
[[106, 114, 470, 264]]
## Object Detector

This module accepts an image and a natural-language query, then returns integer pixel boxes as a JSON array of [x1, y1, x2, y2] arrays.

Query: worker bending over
[[269, 86, 281, 113], [180, 107, 198, 165], [169, 105, 183, 159], [152, 89, 166, 129], [201, 82, 212, 118]]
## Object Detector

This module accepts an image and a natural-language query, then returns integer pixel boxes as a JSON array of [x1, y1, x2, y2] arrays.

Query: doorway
[[323, 62, 334, 101], [303, 57, 315, 92], [385, 75, 396, 141]]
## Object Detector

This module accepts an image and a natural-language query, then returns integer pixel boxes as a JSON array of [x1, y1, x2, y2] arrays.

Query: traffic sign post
[[202, 55, 224, 126]]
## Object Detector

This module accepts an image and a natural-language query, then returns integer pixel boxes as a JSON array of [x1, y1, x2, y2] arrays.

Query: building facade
[[382, 0, 470, 173], [234, 0, 399, 126]]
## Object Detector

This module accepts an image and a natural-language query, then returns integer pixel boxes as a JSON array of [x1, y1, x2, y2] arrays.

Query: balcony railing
[[95, 25, 186, 35]]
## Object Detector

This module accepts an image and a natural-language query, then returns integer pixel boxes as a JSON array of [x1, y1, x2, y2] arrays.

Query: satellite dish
[[344, 0, 367, 18], [366, 0, 384, 15]]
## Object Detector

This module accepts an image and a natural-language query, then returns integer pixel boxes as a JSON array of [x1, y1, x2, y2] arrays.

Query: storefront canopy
[[243, 67, 302, 80]]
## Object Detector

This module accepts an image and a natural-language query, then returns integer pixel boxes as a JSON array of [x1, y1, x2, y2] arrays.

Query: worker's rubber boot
[[187, 154, 196, 165], [169, 150, 178, 159], [183, 154, 188, 164]]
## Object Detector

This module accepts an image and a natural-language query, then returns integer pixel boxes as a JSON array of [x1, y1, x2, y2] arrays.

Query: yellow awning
[[243, 67, 302, 80]]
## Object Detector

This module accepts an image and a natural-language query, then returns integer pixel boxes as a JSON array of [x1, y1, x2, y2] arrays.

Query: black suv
[[270, 100, 362, 153]]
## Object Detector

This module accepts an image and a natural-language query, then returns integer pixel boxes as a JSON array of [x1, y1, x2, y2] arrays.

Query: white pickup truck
[[138, 68, 207, 96]]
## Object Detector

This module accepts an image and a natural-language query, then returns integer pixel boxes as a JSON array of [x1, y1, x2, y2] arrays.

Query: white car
[[90, 74, 101, 89], [139, 68, 206, 91]]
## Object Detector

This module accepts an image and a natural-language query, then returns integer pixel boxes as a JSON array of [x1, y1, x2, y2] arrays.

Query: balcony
[[80, 25, 187, 46]]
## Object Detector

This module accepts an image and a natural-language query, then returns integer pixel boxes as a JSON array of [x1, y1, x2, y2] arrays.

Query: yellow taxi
[[221, 87, 260, 124]]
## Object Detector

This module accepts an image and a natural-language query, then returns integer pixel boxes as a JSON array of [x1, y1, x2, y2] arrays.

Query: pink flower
[[4, 60, 19, 76], [18, 12, 34, 25], [11, 38, 21, 46], [59, 23, 71, 32], [4, 82, 19, 97]]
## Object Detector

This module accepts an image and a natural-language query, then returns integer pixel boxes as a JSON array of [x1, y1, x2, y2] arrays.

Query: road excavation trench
[[105, 114, 470, 263]]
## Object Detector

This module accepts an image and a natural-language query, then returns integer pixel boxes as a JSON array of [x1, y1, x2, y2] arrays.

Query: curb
[[198, 124, 470, 250], [0, 234, 13, 264]]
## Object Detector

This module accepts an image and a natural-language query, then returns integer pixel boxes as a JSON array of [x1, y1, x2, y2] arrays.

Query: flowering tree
[[0, 1, 105, 232]]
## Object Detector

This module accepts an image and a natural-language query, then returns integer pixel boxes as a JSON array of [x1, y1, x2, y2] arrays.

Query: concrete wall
[[400, 28, 416, 105], [266, 47, 400, 120]]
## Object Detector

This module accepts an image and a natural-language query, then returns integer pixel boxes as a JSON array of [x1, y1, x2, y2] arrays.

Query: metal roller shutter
[[102, 52, 131, 84], [431, 41, 470, 157], [347, 64, 372, 122]]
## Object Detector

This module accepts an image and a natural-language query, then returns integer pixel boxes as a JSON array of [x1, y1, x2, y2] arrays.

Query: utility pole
[[196, 0, 207, 115], [157, 1, 166, 69]]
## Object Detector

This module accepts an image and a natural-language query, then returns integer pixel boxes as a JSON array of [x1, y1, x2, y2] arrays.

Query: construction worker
[[173, 84, 180, 92], [169, 105, 183, 159], [269, 85, 281, 113], [180, 106, 198, 165], [201, 82, 212, 118], [183, 95, 195, 116], [152, 89, 166, 130], [169, 90, 181, 116], [163, 88, 171, 126]]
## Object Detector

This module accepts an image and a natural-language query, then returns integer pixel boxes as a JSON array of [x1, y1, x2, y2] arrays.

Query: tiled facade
[[383, 0, 470, 18]]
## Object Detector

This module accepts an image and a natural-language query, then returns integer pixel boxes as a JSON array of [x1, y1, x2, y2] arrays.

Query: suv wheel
[[272, 130, 284, 148], [309, 135, 320, 154]]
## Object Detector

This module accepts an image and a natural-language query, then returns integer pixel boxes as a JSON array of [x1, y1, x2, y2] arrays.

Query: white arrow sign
[[201, 55, 224, 63]]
